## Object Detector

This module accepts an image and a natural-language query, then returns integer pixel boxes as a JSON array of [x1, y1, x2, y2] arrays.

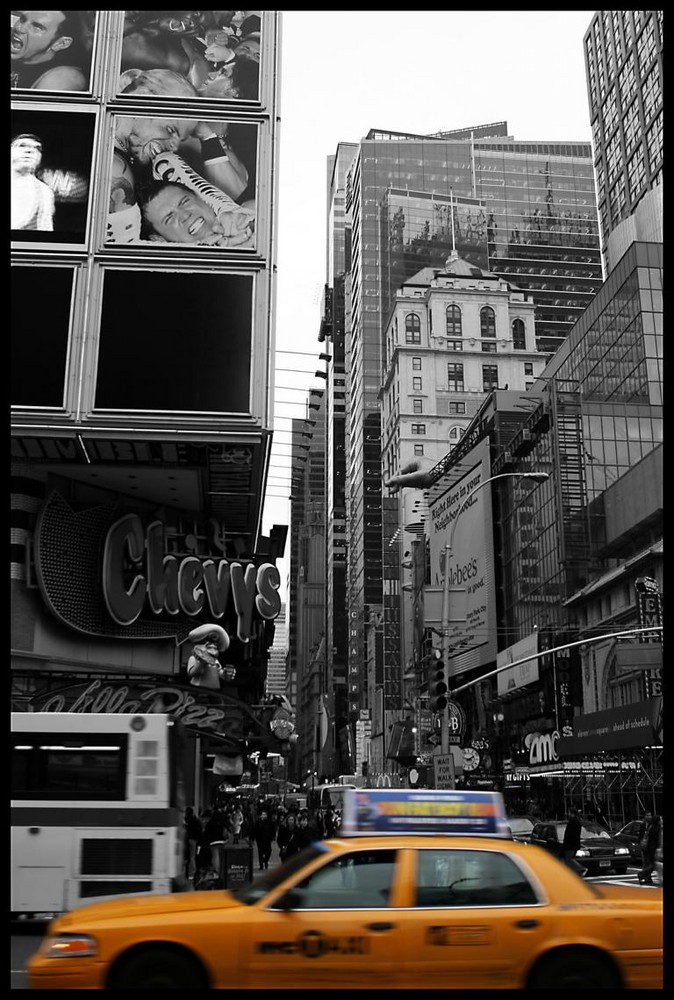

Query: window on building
[[405, 313, 421, 344], [622, 100, 640, 159], [646, 111, 663, 173], [482, 364, 499, 391], [446, 304, 462, 337], [414, 444, 424, 456], [512, 318, 526, 350], [448, 363, 464, 392], [411, 424, 426, 435], [627, 148, 646, 201], [480, 306, 496, 338], [448, 401, 466, 414], [481, 340, 497, 353], [448, 426, 461, 442], [447, 339, 463, 351], [412, 357, 422, 370], [642, 65, 660, 124], [413, 398, 423, 414], [412, 377, 422, 391]]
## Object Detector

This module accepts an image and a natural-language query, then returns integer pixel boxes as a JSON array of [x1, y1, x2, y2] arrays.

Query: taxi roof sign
[[341, 788, 511, 838]]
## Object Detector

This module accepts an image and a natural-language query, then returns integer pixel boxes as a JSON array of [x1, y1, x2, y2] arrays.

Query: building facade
[[335, 124, 602, 767], [583, 10, 663, 272], [11, 11, 286, 807]]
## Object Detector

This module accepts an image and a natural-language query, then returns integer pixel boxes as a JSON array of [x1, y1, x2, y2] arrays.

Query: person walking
[[183, 806, 202, 880], [562, 806, 585, 875], [228, 802, 245, 845], [276, 812, 299, 863], [638, 812, 661, 884], [252, 807, 276, 870]]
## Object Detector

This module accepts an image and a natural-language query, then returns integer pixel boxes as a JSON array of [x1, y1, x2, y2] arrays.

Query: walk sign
[[433, 753, 455, 789]]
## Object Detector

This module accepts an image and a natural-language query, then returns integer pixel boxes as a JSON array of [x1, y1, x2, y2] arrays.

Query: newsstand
[[220, 842, 254, 889]]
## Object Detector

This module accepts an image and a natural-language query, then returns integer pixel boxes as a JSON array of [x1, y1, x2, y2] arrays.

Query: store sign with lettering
[[24, 678, 287, 752], [34, 492, 280, 643], [102, 514, 281, 639], [525, 730, 560, 765]]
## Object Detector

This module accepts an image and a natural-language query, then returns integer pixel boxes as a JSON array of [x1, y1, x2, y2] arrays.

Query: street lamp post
[[439, 472, 549, 759]]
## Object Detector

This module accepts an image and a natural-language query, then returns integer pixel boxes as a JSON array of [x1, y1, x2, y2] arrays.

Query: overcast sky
[[263, 9, 596, 591]]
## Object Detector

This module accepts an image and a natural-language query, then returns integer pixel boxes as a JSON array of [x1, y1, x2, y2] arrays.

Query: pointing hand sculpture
[[384, 459, 435, 492]]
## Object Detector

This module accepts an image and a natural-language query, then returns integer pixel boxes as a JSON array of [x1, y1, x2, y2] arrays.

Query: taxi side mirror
[[275, 889, 303, 912]]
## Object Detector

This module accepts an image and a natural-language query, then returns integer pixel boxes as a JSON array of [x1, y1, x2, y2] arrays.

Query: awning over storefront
[[557, 697, 662, 756]]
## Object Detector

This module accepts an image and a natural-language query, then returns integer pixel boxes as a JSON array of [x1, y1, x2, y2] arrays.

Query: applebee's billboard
[[428, 438, 497, 676]]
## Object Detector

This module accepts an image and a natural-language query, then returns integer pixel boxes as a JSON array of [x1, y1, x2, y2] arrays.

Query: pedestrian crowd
[[184, 795, 341, 889]]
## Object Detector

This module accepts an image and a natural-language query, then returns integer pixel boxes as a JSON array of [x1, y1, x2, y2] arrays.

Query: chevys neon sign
[[102, 514, 281, 642]]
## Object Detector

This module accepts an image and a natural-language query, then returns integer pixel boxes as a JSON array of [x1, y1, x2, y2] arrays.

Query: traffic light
[[493, 709, 505, 737], [429, 648, 448, 712]]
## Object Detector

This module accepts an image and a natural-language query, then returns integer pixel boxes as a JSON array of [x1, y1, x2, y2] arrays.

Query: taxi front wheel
[[528, 949, 620, 989], [108, 946, 209, 989]]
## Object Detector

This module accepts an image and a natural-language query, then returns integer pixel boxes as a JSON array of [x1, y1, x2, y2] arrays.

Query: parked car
[[505, 814, 538, 844], [530, 819, 631, 876], [612, 820, 649, 865]]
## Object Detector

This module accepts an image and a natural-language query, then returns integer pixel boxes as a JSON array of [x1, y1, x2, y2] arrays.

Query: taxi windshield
[[229, 845, 327, 904]]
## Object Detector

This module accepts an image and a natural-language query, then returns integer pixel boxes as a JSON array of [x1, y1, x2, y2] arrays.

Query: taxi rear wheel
[[108, 946, 209, 989], [528, 949, 620, 989]]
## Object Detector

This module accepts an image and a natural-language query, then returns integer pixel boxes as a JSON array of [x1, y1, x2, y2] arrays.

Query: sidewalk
[[251, 838, 282, 881]]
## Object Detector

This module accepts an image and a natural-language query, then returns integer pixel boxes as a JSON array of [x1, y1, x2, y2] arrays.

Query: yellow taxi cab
[[27, 789, 663, 990]]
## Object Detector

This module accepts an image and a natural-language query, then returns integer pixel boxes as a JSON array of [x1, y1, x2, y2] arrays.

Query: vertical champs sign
[[635, 577, 663, 697]]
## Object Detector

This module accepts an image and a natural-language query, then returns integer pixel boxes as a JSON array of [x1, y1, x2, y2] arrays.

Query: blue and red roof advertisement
[[341, 788, 511, 837]]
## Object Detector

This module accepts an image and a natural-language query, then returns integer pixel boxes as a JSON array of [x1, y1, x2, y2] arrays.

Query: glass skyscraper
[[341, 124, 602, 730]]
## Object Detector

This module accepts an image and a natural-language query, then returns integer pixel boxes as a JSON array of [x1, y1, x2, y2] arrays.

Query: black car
[[505, 814, 538, 844], [611, 820, 646, 865], [530, 820, 631, 876]]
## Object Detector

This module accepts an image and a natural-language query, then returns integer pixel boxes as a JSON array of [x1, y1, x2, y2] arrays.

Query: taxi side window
[[292, 850, 397, 909], [414, 850, 538, 907]]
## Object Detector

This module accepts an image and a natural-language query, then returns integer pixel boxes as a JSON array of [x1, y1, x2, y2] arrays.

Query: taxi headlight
[[41, 934, 98, 959], [575, 848, 590, 857], [615, 847, 630, 855]]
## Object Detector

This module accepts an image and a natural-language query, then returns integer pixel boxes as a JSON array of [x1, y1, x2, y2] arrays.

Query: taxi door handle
[[514, 919, 540, 929], [366, 921, 396, 931]]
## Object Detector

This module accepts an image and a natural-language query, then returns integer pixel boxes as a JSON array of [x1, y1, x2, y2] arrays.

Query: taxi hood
[[54, 889, 242, 928]]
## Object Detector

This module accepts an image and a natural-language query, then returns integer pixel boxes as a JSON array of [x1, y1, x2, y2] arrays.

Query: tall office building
[[334, 125, 602, 758], [583, 11, 663, 272], [265, 602, 288, 698]]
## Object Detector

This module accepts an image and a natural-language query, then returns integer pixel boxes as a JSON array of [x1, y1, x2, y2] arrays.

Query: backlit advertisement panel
[[11, 11, 97, 92], [117, 11, 261, 102], [497, 632, 540, 697], [94, 269, 254, 414], [11, 106, 96, 245], [108, 116, 258, 247], [428, 438, 497, 677]]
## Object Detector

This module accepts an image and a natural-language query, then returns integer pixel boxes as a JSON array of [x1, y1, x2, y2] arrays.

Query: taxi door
[[394, 846, 550, 990], [240, 848, 404, 988]]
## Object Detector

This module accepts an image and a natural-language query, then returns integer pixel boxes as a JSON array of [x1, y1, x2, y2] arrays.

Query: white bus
[[307, 782, 357, 816], [11, 712, 187, 918]]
